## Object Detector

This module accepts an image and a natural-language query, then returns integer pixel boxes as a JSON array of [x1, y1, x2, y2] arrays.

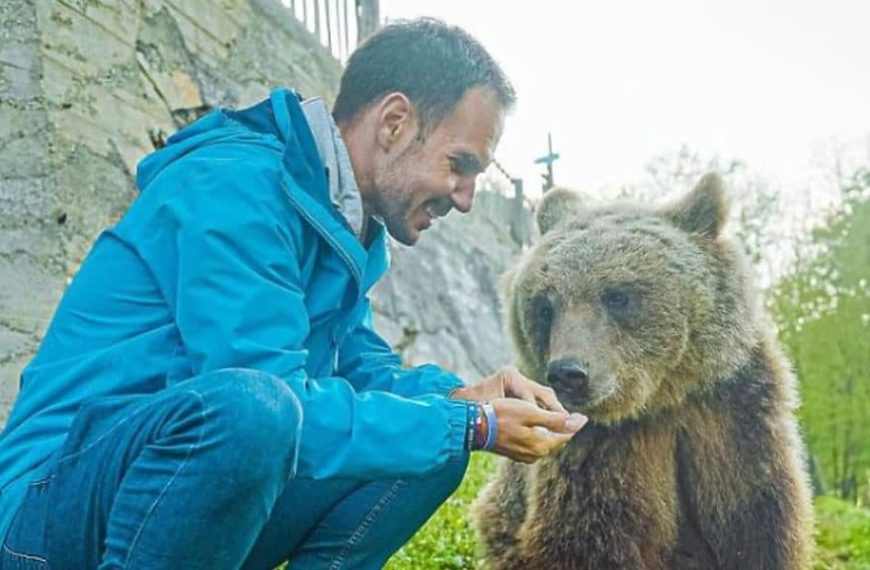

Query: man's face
[[369, 87, 505, 245]]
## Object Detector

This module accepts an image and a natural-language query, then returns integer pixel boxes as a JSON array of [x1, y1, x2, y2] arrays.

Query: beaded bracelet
[[464, 402, 479, 450]]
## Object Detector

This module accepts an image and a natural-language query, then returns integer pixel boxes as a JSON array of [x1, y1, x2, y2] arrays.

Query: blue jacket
[[0, 89, 468, 540]]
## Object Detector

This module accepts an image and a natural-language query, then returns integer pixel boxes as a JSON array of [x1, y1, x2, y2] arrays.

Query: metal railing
[[282, 0, 379, 62]]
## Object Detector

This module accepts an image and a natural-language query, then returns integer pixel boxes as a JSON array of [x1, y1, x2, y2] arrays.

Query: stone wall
[[0, 0, 530, 426], [0, 0, 343, 425], [372, 191, 529, 384]]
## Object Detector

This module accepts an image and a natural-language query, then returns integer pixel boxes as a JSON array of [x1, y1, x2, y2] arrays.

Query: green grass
[[386, 454, 870, 570], [385, 453, 496, 570], [813, 496, 870, 570]]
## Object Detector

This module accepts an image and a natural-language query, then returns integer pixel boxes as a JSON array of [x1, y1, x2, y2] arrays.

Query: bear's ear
[[536, 186, 586, 235], [665, 172, 730, 238]]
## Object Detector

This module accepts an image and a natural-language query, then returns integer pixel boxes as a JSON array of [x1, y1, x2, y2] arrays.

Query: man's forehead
[[436, 87, 504, 163]]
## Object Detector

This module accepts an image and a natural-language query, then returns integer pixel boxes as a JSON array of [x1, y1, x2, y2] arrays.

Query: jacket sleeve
[[127, 158, 468, 480], [336, 299, 466, 398]]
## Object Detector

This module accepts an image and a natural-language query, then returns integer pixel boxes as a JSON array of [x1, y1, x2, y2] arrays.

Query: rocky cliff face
[[372, 191, 530, 384]]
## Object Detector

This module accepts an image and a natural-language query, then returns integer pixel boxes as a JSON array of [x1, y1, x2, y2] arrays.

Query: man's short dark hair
[[333, 18, 516, 132]]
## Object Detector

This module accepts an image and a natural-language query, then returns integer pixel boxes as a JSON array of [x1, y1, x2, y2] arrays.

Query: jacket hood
[[135, 89, 330, 207], [133, 89, 388, 291]]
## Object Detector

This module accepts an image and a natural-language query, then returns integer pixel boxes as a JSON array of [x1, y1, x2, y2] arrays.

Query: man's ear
[[536, 187, 586, 235], [664, 172, 730, 239], [375, 92, 418, 151]]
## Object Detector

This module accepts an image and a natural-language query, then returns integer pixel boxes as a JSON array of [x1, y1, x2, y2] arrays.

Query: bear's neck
[[648, 331, 790, 424]]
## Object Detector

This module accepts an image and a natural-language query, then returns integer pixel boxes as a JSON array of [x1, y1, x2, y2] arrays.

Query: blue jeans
[[0, 369, 468, 569]]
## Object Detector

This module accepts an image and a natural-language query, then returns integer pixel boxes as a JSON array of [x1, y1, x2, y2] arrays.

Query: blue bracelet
[[482, 402, 498, 451]]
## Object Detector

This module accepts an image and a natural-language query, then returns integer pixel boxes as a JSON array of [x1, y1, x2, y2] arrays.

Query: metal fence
[[282, 0, 379, 62]]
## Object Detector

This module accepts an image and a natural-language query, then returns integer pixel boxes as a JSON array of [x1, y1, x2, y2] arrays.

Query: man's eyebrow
[[452, 152, 486, 174]]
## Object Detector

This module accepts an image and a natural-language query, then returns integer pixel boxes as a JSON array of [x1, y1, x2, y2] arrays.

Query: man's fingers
[[517, 427, 575, 460], [500, 369, 537, 404], [513, 385, 537, 405], [490, 398, 588, 462], [501, 368, 569, 413], [534, 385, 567, 414], [527, 409, 587, 433], [532, 425, 579, 445]]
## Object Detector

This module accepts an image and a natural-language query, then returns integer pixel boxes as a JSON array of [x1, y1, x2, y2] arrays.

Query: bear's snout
[[547, 358, 590, 403]]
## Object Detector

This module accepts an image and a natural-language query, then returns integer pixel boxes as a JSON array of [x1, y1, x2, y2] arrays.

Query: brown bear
[[473, 173, 814, 569]]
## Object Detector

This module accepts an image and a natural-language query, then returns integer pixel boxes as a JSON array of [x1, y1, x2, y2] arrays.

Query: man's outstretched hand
[[451, 366, 565, 411], [450, 367, 588, 463]]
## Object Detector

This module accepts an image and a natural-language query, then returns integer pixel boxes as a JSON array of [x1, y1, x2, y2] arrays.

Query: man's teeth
[[425, 204, 437, 218]]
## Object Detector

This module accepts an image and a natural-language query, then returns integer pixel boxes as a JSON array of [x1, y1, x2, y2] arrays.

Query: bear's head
[[506, 173, 761, 423]]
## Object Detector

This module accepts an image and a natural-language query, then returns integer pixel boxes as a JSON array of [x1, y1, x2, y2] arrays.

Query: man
[[0, 18, 585, 569]]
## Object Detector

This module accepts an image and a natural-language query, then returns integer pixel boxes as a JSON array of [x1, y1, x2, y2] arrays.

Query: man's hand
[[489, 398, 586, 463], [451, 366, 567, 413], [450, 367, 587, 463]]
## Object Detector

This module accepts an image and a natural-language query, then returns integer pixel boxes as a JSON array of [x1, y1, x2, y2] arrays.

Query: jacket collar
[[300, 97, 365, 238], [270, 89, 390, 293]]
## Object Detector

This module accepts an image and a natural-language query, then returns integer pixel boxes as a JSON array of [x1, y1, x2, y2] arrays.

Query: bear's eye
[[526, 294, 555, 351], [600, 284, 645, 329], [534, 297, 554, 322], [601, 288, 631, 313]]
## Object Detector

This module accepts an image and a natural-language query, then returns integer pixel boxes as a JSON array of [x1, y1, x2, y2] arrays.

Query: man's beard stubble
[[369, 147, 418, 246]]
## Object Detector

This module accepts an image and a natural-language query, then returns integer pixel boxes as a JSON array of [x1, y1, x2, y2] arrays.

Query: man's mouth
[[423, 201, 451, 222], [424, 203, 438, 220]]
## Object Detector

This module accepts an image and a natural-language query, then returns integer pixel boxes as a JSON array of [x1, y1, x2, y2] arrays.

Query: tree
[[771, 167, 870, 503]]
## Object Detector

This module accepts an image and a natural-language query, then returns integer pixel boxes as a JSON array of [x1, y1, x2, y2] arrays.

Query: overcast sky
[[379, 0, 870, 199]]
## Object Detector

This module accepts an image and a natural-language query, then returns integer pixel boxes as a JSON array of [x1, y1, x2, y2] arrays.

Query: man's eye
[[450, 156, 477, 175]]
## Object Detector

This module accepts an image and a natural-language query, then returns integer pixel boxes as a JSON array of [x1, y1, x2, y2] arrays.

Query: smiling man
[[338, 84, 501, 245], [0, 18, 585, 570]]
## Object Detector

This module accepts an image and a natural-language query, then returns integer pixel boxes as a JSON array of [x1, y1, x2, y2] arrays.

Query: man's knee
[[426, 452, 470, 503], [193, 368, 303, 474]]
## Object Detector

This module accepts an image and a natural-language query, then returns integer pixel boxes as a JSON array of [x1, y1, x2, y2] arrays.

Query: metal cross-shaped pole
[[534, 132, 560, 192]]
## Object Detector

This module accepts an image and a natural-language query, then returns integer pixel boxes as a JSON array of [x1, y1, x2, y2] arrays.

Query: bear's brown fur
[[473, 174, 813, 569]]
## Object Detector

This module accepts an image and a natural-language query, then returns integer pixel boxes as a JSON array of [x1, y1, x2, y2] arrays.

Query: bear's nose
[[547, 358, 589, 387]]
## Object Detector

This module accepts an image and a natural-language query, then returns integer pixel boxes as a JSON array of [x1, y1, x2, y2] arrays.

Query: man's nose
[[451, 177, 476, 213]]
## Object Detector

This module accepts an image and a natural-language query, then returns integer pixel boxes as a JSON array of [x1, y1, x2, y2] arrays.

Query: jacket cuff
[[415, 364, 466, 396], [445, 397, 472, 458]]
